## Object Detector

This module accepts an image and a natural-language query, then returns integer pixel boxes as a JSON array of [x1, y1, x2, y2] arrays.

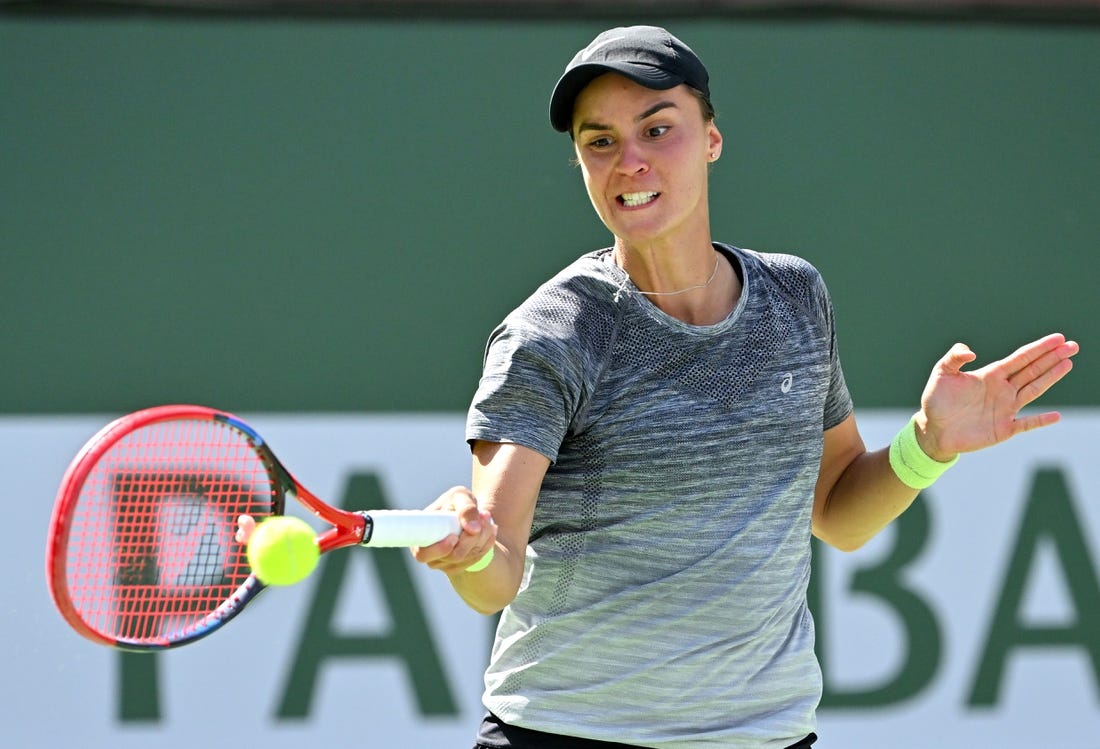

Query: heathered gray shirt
[[466, 244, 853, 748]]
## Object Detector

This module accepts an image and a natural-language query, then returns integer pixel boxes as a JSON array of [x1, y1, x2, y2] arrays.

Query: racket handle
[[360, 510, 462, 548]]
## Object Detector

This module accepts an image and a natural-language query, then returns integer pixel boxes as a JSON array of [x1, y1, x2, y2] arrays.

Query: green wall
[[2, 16, 1096, 413]]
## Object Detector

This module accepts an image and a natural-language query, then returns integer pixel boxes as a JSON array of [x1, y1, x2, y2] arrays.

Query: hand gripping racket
[[46, 404, 469, 651]]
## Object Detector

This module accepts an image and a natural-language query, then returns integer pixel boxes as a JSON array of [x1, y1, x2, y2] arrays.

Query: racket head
[[45, 405, 289, 650]]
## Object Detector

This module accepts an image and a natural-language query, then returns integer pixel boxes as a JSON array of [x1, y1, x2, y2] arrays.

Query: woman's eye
[[647, 125, 671, 138], [589, 136, 614, 149]]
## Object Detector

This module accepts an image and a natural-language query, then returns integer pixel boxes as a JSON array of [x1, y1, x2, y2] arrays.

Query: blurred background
[[2, 1, 1097, 746]]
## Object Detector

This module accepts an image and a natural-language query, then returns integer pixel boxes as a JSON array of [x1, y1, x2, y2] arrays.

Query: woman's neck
[[613, 241, 742, 325]]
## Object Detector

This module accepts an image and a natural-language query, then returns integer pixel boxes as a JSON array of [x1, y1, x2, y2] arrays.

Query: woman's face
[[571, 73, 722, 250]]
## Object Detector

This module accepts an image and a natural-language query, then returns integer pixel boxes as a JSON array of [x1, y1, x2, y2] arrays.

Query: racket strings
[[65, 417, 278, 644]]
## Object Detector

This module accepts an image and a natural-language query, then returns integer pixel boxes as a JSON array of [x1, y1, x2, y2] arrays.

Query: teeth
[[621, 192, 658, 207]]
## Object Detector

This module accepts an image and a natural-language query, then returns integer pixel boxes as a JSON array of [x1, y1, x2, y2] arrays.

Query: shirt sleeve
[[465, 319, 582, 463], [815, 272, 854, 431]]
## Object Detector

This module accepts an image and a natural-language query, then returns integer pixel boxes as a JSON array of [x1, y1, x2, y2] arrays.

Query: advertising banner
[[5, 411, 1097, 747]]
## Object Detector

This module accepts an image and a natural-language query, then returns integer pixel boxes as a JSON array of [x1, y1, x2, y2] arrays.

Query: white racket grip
[[361, 510, 462, 548]]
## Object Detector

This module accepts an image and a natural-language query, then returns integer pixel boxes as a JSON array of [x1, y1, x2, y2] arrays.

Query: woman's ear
[[707, 123, 723, 162]]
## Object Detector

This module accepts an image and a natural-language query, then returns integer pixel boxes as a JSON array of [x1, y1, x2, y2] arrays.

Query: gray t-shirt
[[466, 244, 853, 748]]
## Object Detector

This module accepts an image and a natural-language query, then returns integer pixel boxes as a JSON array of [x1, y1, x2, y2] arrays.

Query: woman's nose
[[616, 140, 649, 176]]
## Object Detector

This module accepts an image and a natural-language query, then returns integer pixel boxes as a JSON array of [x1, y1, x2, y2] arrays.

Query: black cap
[[549, 26, 711, 133]]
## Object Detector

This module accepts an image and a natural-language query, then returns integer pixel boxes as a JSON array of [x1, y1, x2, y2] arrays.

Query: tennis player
[[415, 26, 1079, 749]]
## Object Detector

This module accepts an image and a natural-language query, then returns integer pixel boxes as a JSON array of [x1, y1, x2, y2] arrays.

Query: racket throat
[[316, 512, 368, 554]]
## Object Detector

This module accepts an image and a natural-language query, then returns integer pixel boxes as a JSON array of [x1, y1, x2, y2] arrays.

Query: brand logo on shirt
[[781, 372, 794, 393]]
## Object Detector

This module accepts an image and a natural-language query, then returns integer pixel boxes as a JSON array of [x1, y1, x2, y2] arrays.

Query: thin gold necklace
[[613, 252, 721, 302]]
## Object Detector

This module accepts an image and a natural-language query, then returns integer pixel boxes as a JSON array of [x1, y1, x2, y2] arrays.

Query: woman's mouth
[[619, 191, 659, 207]]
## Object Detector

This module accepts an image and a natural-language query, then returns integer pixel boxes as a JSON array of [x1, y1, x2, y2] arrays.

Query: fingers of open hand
[[998, 334, 1071, 378], [924, 335, 1078, 451], [1004, 336, 1079, 408], [938, 342, 977, 375], [1011, 355, 1076, 409], [1008, 409, 1064, 438]]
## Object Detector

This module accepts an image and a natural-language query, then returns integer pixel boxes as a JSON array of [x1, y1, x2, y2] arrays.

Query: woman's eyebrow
[[636, 101, 677, 122], [576, 101, 678, 135]]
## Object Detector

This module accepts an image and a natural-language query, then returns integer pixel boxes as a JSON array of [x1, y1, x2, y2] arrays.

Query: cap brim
[[549, 62, 685, 132]]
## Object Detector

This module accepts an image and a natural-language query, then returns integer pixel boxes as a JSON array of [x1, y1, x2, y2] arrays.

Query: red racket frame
[[45, 404, 370, 650]]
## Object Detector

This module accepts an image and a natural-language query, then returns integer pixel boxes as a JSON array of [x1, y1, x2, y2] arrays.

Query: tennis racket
[[46, 404, 467, 652]]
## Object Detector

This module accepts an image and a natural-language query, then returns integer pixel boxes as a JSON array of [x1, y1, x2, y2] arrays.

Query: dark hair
[[690, 87, 717, 123]]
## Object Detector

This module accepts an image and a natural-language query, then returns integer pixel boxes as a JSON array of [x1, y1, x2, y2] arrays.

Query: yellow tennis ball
[[247, 516, 319, 586]]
